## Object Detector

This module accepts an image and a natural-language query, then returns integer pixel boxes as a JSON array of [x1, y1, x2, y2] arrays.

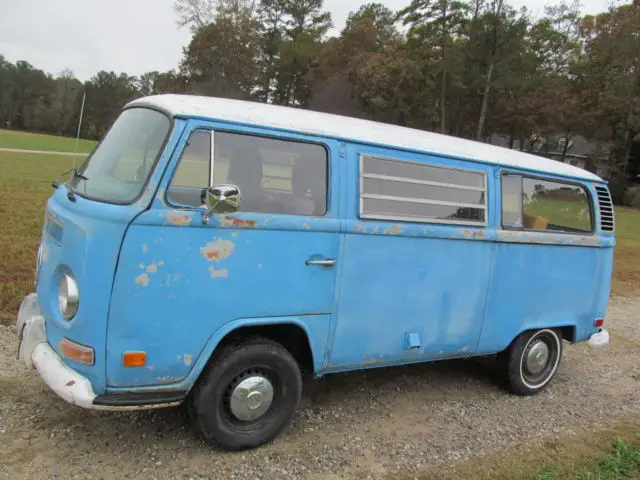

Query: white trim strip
[[209, 130, 215, 187], [359, 212, 486, 226], [362, 193, 486, 210], [362, 172, 485, 192]]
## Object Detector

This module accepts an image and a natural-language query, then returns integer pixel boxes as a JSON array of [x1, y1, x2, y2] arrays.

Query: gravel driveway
[[1, 297, 639, 480]]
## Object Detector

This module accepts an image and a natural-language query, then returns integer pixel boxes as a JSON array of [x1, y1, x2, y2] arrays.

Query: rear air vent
[[595, 185, 614, 232]]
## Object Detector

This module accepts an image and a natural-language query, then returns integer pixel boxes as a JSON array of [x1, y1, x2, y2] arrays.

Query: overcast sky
[[0, 0, 621, 81]]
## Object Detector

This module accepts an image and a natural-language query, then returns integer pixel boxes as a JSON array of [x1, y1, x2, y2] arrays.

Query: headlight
[[58, 273, 79, 320]]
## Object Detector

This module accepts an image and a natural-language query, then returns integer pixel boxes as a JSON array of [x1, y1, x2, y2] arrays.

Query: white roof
[[127, 94, 602, 182]]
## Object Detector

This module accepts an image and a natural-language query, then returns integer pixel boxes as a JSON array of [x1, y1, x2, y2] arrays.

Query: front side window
[[167, 131, 328, 216], [167, 130, 211, 207], [502, 174, 592, 233], [70, 108, 171, 204]]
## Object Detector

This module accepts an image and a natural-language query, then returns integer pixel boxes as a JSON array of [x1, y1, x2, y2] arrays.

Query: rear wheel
[[188, 337, 302, 450], [504, 329, 563, 396]]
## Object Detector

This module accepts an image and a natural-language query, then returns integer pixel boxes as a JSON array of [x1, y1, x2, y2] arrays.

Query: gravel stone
[[1, 297, 639, 479]]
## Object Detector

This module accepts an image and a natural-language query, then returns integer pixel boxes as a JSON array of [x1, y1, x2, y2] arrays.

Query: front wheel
[[504, 328, 563, 396], [188, 337, 302, 450]]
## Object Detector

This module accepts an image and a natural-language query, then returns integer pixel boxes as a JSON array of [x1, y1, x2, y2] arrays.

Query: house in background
[[489, 134, 613, 179]]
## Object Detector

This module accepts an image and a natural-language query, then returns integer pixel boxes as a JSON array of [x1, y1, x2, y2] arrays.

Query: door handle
[[306, 259, 336, 267]]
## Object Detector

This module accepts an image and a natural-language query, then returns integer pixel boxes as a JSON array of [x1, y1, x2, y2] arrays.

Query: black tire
[[188, 337, 302, 451], [505, 328, 563, 396]]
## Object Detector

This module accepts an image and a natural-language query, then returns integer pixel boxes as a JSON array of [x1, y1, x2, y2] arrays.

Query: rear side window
[[359, 155, 487, 225], [502, 174, 592, 233]]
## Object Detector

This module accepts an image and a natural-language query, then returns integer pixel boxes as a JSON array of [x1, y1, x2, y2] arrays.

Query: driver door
[[106, 122, 341, 388]]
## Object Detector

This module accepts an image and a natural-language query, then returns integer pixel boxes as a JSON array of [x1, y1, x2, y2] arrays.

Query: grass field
[[0, 129, 97, 153], [1, 145, 640, 318]]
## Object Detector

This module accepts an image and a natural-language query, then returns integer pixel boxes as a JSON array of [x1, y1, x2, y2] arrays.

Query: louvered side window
[[595, 185, 615, 232]]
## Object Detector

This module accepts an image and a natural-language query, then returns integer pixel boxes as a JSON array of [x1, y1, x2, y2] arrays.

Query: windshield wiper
[[52, 168, 89, 189], [53, 169, 90, 202]]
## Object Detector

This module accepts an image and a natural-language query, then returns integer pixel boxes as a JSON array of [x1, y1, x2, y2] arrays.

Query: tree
[[399, 0, 469, 133], [174, 0, 217, 31], [272, 0, 333, 106], [180, 1, 261, 99]]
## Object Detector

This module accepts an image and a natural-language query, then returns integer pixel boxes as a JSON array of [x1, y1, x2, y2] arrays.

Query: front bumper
[[17, 293, 184, 411]]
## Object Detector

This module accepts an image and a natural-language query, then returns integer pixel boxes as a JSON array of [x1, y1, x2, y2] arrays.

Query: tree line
[[1, 0, 638, 187]]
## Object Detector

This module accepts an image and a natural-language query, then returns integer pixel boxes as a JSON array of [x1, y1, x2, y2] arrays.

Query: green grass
[[0, 129, 97, 153], [536, 440, 640, 479]]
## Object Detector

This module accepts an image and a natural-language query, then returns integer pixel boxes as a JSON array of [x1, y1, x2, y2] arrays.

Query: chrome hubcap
[[229, 375, 274, 422], [525, 340, 550, 375]]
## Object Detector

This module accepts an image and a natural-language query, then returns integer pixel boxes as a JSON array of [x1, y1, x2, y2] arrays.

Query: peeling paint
[[231, 232, 239, 237], [303, 223, 310, 230], [201, 238, 235, 262], [257, 264, 263, 269], [146, 262, 159, 274], [183, 354, 193, 367], [139, 263, 145, 269], [41, 243, 49, 263], [209, 266, 229, 278], [165, 212, 193, 226], [135, 273, 150, 286], [142, 244, 149, 253], [219, 216, 257, 229], [497, 229, 606, 247]]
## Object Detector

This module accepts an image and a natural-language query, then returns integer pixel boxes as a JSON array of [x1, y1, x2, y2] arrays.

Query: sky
[[0, 0, 623, 82]]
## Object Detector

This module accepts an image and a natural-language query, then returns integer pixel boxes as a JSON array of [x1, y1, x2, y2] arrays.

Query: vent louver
[[595, 185, 614, 232]]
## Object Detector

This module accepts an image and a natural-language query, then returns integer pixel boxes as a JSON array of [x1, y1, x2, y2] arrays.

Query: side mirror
[[203, 184, 241, 224]]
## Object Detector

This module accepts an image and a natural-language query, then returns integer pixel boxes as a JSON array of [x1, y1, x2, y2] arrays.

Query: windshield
[[70, 108, 171, 204]]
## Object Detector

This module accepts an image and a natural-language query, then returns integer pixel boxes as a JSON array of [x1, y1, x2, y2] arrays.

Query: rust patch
[[391, 225, 401, 234], [165, 213, 192, 226], [472, 230, 485, 239], [65, 380, 76, 387], [209, 266, 229, 278], [353, 225, 360, 232], [220, 216, 257, 229], [201, 238, 235, 262], [135, 273, 150, 286]]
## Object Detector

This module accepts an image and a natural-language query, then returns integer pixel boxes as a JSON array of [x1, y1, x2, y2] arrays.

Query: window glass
[[502, 175, 523, 228], [167, 130, 211, 206], [69, 108, 170, 204], [522, 178, 592, 232], [214, 132, 327, 216], [502, 175, 592, 233], [168, 131, 328, 215], [360, 155, 486, 225]]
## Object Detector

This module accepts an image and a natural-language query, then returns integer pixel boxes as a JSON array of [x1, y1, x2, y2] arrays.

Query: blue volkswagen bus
[[17, 94, 613, 450]]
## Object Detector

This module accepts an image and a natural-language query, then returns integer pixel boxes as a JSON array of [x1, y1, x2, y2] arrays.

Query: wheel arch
[[184, 316, 324, 393]]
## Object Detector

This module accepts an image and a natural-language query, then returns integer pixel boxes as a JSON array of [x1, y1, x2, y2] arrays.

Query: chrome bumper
[[587, 329, 610, 348], [16, 293, 183, 411]]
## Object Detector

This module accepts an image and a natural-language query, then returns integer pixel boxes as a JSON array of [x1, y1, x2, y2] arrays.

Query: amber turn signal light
[[123, 351, 147, 367], [59, 338, 95, 365]]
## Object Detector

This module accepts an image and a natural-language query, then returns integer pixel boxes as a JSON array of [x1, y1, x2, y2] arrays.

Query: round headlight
[[58, 273, 79, 320]]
